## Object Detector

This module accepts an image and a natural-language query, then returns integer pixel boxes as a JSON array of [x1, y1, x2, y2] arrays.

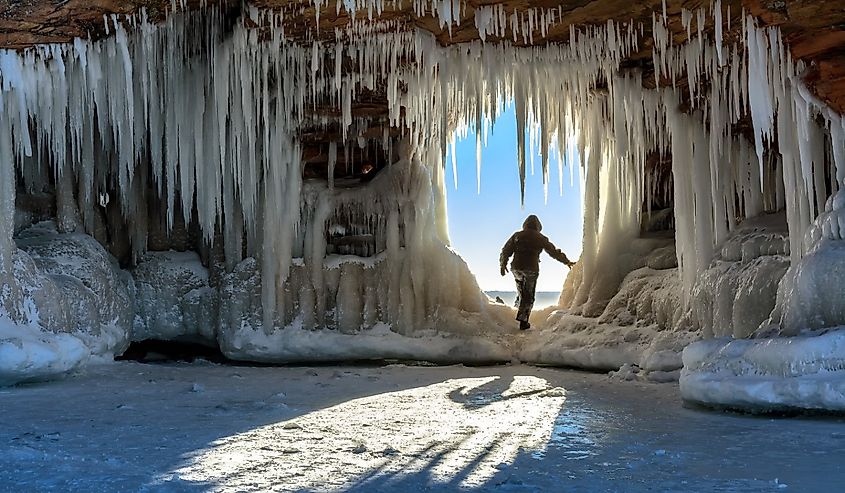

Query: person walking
[[499, 215, 574, 330]]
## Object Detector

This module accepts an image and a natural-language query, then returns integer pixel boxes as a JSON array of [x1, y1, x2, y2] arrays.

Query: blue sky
[[444, 105, 583, 292]]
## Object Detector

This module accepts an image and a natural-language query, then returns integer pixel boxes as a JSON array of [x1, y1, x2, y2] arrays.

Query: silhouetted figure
[[499, 215, 574, 330]]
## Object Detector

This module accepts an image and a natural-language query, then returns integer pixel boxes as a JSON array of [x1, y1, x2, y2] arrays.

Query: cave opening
[[442, 103, 585, 308]]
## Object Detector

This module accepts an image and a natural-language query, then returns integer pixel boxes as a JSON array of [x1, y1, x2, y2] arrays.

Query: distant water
[[485, 291, 560, 309]]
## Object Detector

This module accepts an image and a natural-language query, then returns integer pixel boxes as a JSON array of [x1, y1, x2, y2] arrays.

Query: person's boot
[[519, 321, 531, 331]]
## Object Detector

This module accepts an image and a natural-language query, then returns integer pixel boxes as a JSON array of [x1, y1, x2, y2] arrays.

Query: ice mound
[[218, 252, 517, 364], [0, 222, 132, 385], [769, 188, 845, 335], [522, 239, 696, 375], [687, 213, 790, 339], [680, 329, 845, 411], [132, 251, 218, 343], [0, 315, 89, 386]]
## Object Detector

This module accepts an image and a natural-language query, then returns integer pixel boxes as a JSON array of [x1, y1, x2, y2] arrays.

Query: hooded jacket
[[499, 215, 570, 272]]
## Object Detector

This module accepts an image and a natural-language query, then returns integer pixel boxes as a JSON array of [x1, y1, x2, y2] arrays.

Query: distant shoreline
[[484, 291, 560, 309]]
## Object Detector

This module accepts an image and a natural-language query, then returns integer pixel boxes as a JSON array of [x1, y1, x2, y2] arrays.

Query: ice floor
[[1, 362, 843, 493]]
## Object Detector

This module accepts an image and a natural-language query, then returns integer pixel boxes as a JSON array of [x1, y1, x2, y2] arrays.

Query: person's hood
[[522, 215, 542, 232]]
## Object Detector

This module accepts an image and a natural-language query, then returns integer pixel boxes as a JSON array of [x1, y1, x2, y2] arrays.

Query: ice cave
[[2, 0, 845, 419]]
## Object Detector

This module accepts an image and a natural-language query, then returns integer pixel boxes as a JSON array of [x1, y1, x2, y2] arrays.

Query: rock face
[[0, 0, 173, 49], [746, 0, 845, 114]]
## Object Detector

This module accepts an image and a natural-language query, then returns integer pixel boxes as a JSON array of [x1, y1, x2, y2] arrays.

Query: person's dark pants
[[512, 269, 539, 322]]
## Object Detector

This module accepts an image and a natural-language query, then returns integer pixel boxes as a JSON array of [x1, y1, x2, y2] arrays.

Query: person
[[499, 215, 574, 330]]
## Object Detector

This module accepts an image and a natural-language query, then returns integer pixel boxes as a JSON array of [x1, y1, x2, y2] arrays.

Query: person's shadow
[[447, 375, 550, 409]]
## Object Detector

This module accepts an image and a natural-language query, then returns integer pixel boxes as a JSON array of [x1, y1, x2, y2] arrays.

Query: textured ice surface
[[2, 362, 844, 492], [132, 251, 218, 344], [0, 315, 89, 386], [0, 222, 131, 385], [681, 329, 845, 411], [523, 237, 695, 375], [771, 187, 845, 335], [687, 213, 790, 338], [679, 194, 845, 412]]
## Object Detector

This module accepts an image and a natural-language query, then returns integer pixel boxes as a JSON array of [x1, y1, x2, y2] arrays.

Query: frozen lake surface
[[485, 291, 560, 310], [1, 362, 843, 492]]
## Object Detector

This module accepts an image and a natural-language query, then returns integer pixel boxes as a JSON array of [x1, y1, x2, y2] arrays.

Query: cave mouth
[[443, 104, 586, 301], [117, 340, 230, 364]]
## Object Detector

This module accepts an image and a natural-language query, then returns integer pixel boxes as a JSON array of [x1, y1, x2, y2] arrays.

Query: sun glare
[[163, 376, 566, 491]]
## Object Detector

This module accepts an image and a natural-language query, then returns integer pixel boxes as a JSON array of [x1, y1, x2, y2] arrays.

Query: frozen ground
[[0, 362, 843, 493]]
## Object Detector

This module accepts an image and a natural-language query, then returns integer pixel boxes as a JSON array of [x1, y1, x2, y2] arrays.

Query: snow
[[2, 362, 844, 492]]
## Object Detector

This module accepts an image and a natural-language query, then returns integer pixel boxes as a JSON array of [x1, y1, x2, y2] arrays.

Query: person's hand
[[566, 260, 575, 268], [500, 265, 508, 276]]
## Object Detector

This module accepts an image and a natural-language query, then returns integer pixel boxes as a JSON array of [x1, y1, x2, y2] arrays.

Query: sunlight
[[161, 375, 566, 491]]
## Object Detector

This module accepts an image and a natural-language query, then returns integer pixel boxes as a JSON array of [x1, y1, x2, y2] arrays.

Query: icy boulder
[[523, 240, 696, 375], [132, 251, 218, 343], [687, 213, 789, 339], [0, 223, 132, 385], [14, 222, 132, 356], [0, 314, 89, 386], [680, 329, 845, 411], [771, 190, 845, 335]]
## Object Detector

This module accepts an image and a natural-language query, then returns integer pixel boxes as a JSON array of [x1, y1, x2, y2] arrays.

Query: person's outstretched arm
[[543, 238, 574, 267], [499, 234, 516, 276]]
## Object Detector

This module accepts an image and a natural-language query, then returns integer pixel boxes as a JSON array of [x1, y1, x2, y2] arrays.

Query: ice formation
[[681, 329, 845, 411], [0, 1, 843, 409]]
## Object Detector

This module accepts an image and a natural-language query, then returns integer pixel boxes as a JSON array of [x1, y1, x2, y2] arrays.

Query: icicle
[[714, 0, 724, 66], [328, 141, 337, 191]]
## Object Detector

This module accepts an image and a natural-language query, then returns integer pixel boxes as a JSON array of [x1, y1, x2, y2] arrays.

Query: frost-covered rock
[[0, 314, 89, 386], [14, 222, 132, 356], [770, 189, 845, 335], [132, 251, 218, 343], [687, 213, 789, 338], [679, 208, 845, 412], [524, 242, 695, 373], [680, 329, 845, 411], [526, 232, 693, 374], [0, 222, 132, 385]]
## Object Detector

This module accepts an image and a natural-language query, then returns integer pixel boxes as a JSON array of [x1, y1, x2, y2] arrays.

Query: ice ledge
[[680, 330, 845, 412]]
